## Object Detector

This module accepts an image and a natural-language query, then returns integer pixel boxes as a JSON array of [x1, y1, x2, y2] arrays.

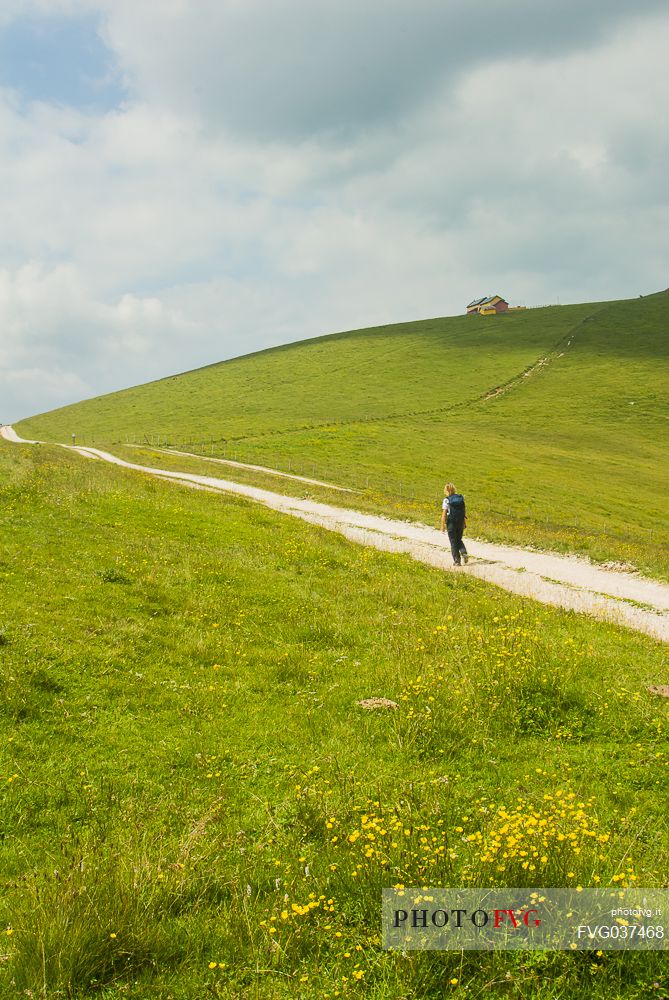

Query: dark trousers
[[447, 519, 467, 565]]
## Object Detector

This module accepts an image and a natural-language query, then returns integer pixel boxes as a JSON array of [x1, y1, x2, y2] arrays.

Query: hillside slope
[[18, 302, 599, 442], [16, 291, 669, 577]]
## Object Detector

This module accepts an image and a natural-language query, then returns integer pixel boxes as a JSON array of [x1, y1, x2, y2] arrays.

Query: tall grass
[[1, 442, 667, 998]]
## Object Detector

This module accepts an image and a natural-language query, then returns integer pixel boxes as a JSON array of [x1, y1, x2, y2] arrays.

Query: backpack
[[447, 493, 466, 521]]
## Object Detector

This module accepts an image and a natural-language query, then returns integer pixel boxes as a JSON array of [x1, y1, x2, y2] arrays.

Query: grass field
[[1, 441, 668, 998], [16, 291, 669, 580]]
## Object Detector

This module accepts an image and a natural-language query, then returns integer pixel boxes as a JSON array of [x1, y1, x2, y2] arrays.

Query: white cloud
[[0, 262, 200, 416], [96, 0, 668, 140], [0, 3, 668, 421], [2, 366, 89, 402]]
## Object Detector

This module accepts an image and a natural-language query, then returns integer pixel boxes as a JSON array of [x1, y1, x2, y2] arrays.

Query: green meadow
[[17, 291, 669, 580], [1, 441, 668, 998]]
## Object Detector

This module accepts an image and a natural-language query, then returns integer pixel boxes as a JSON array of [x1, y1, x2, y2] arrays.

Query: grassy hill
[[17, 291, 669, 577], [1, 440, 667, 998]]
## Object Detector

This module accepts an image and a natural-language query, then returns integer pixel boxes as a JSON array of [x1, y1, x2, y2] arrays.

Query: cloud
[[99, 0, 668, 141], [0, 263, 199, 418], [2, 366, 89, 404], [0, 2, 668, 422]]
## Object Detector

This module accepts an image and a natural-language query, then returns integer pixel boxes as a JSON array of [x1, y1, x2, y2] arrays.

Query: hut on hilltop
[[466, 295, 509, 315]]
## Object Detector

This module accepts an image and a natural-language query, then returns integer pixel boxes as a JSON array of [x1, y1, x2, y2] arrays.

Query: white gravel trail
[[141, 446, 357, 493], [3, 424, 668, 642]]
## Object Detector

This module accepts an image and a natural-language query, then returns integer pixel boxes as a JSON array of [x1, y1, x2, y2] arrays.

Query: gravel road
[[3, 424, 667, 642]]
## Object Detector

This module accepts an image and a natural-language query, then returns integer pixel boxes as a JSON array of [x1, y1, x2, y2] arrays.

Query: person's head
[[444, 483, 456, 496]]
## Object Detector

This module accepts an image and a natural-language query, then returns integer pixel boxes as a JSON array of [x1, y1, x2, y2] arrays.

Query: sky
[[1, 1, 668, 422]]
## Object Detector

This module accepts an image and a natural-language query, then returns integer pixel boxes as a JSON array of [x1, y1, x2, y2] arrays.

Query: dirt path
[[132, 445, 357, 493], [3, 424, 668, 642], [481, 311, 595, 402]]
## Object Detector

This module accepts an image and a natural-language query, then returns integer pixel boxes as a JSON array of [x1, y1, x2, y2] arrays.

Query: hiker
[[440, 483, 468, 566]]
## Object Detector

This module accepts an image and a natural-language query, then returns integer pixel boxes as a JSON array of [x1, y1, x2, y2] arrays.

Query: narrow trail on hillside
[[195, 310, 605, 449], [480, 309, 601, 403], [133, 445, 358, 493], [3, 424, 668, 642]]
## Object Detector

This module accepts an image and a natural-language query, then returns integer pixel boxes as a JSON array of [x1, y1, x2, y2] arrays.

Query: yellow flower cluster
[[459, 791, 633, 883], [260, 893, 335, 931], [323, 790, 636, 889], [400, 674, 440, 721], [330, 806, 459, 881]]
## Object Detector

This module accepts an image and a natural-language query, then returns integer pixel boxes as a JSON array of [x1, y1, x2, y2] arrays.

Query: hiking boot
[[462, 552, 469, 565]]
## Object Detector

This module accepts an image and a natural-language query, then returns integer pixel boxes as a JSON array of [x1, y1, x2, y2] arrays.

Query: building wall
[[466, 297, 510, 314]]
